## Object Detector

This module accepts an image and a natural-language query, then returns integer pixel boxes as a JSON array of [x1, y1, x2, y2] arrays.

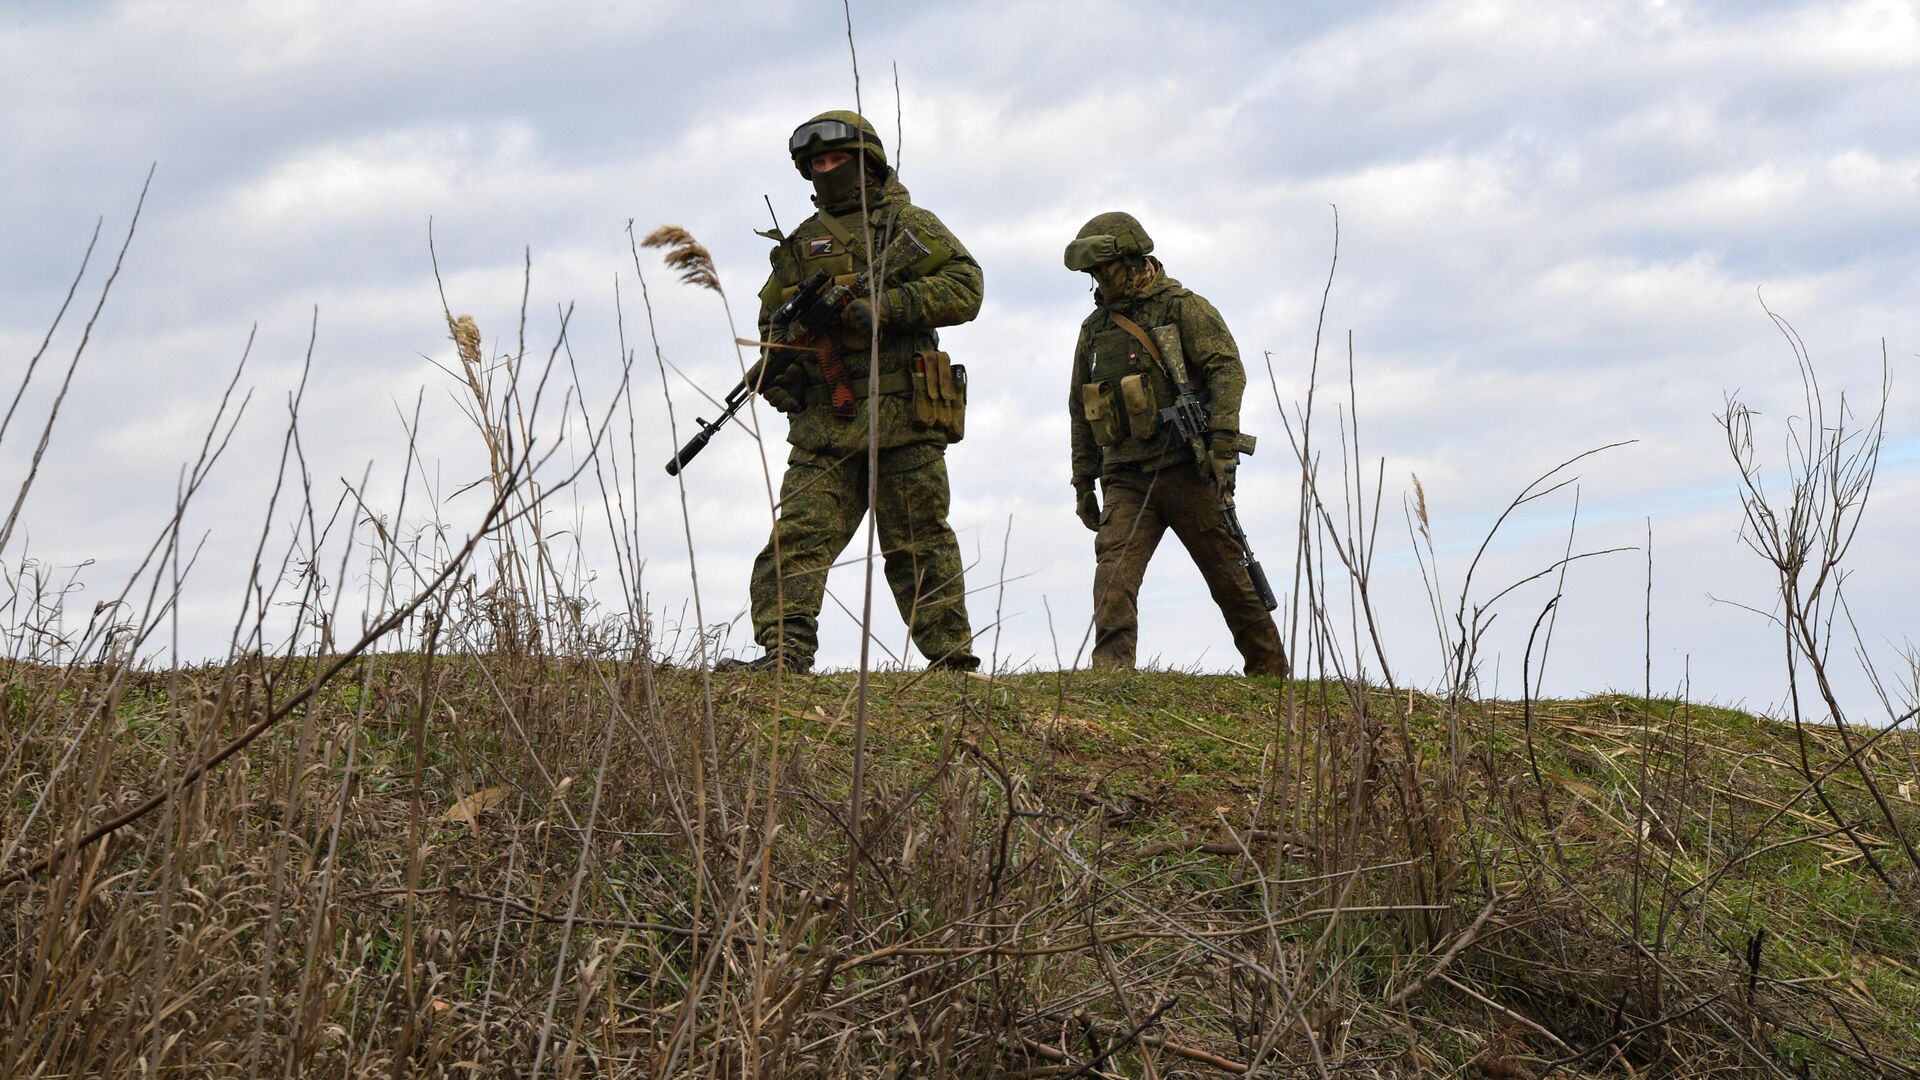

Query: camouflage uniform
[[1066, 213, 1287, 677], [742, 112, 982, 672]]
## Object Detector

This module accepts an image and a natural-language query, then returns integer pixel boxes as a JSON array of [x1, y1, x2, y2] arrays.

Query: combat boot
[[1244, 648, 1289, 680], [714, 651, 811, 675]]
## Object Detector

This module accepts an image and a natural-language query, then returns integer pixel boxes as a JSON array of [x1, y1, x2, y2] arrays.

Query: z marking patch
[[807, 237, 834, 257]]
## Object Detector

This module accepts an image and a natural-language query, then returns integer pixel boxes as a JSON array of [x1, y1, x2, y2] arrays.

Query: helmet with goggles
[[789, 110, 889, 179], [1064, 211, 1154, 272]]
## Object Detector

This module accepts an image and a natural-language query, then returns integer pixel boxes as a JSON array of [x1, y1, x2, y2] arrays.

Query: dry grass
[[1, 659, 1915, 1077], [2, 191, 1915, 1079]]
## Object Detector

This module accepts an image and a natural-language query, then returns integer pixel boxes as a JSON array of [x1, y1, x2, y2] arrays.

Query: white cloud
[[1, 0, 1914, 719]]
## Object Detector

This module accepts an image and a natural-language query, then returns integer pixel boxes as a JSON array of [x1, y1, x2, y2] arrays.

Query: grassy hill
[[3, 657, 1915, 1077], [12, 166, 1913, 1077]]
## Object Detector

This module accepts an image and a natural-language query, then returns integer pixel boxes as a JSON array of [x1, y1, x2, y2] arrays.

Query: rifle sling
[[1107, 308, 1218, 464], [1106, 306, 1221, 411], [816, 211, 870, 265], [1104, 308, 1163, 368], [1104, 308, 1195, 393]]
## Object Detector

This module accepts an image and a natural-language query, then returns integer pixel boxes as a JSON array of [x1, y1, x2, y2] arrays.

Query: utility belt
[[802, 371, 912, 405], [800, 352, 966, 442]]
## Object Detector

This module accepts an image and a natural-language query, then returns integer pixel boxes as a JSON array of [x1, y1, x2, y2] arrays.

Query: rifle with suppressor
[[1110, 311, 1279, 612], [1161, 387, 1279, 611], [664, 269, 850, 476]]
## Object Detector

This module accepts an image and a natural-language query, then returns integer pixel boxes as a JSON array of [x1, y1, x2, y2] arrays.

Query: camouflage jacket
[[757, 175, 983, 456], [1068, 274, 1247, 486]]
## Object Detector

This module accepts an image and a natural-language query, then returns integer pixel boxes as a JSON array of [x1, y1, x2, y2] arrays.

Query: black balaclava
[[813, 160, 874, 212]]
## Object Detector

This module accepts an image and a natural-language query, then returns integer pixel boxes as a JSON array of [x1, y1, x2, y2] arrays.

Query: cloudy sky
[[3, 0, 1915, 721]]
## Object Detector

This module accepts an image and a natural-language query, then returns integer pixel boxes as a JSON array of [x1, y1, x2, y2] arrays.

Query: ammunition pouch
[[910, 350, 967, 442], [1118, 373, 1160, 441], [1082, 380, 1124, 447]]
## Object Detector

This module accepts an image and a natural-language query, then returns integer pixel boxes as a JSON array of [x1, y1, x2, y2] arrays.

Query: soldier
[[721, 110, 982, 674], [1065, 212, 1288, 677]]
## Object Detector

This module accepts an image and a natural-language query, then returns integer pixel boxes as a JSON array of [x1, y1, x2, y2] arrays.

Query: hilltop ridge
[[4, 658, 1915, 1076]]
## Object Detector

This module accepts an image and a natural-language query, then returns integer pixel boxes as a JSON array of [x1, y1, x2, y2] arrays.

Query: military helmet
[[1064, 211, 1154, 272], [789, 110, 889, 179]]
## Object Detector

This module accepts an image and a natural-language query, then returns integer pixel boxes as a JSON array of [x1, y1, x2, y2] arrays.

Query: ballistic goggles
[[1063, 234, 1124, 272], [789, 118, 875, 157]]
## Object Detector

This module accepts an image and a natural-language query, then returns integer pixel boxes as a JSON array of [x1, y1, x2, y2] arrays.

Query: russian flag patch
[[808, 237, 833, 257]]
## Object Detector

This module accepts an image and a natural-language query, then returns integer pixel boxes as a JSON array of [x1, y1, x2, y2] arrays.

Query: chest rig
[[767, 206, 967, 440], [785, 205, 899, 302], [780, 208, 894, 416], [1081, 308, 1178, 451], [793, 212, 866, 288]]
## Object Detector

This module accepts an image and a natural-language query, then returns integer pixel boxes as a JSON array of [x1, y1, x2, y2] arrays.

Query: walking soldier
[[1065, 212, 1287, 677]]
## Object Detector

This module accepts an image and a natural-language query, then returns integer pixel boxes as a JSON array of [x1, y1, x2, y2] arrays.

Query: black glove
[[821, 283, 880, 339], [754, 356, 802, 414], [1075, 483, 1101, 532], [763, 381, 800, 413], [841, 296, 878, 337]]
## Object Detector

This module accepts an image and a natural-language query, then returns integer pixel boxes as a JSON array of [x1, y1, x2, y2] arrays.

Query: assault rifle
[[664, 269, 851, 476], [1139, 322, 1279, 612]]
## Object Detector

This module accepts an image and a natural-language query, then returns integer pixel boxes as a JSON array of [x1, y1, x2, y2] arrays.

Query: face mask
[[1092, 261, 1134, 300], [812, 161, 870, 210]]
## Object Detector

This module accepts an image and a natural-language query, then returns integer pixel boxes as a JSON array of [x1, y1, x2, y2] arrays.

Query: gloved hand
[[840, 295, 879, 338], [755, 357, 803, 413], [821, 283, 876, 335], [1209, 431, 1239, 498], [762, 380, 800, 413], [1075, 483, 1101, 532]]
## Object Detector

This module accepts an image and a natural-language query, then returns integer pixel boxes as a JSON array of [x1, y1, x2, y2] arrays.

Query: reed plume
[[642, 225, 723, 294], [450, 313, 483, 368]]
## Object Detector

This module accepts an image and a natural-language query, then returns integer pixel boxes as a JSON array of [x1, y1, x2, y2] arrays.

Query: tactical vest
[[1081, 310, 1180, 464], [791, 213, 864, 291], [760, 200, 968, 449], [765, 206, 907, 357]]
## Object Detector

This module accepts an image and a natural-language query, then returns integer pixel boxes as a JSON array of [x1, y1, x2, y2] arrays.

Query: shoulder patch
[[807, 237, 834, 257]]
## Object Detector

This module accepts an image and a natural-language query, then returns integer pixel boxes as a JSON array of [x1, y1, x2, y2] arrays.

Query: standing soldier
[[1064, 212, 1288, 677], [722, 110, 982, 674]]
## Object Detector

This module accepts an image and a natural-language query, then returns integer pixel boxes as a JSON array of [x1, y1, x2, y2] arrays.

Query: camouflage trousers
[[1092, 465, 1287, 677], [749, 444, 978, 670]]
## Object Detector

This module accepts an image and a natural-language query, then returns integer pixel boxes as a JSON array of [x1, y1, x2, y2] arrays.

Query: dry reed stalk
[[2, 177, 1915, 1080]]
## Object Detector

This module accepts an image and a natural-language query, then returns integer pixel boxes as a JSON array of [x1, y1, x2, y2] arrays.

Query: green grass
[[5, 656, 1916, 1075]]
